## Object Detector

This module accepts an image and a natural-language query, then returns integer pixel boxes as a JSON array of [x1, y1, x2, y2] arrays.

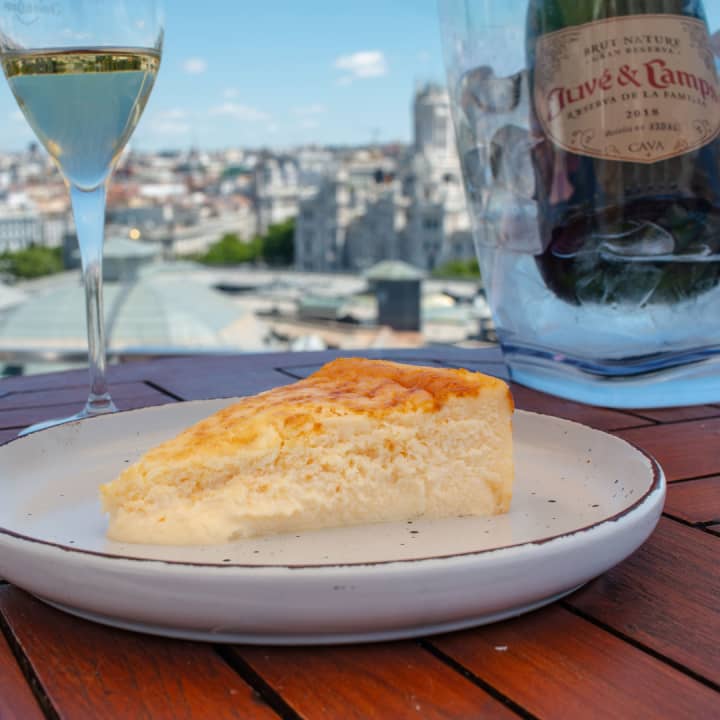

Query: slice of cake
[[101, 358, 514, 545]]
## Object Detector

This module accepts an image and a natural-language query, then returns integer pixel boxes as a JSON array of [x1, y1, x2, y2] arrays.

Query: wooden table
[[0, 347, 718, 719]]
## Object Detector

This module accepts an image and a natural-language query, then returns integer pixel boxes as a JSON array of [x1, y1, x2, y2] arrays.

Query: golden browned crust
[[135, 358, 513, 467]]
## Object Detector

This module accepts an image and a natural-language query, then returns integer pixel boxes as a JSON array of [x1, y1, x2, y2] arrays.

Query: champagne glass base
[[18, 396, 118, 437]]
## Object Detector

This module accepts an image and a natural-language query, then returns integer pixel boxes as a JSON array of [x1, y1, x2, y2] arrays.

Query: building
[[414, 83, 455, 162], [294, 84, 474, 274], [344, 190, 406, 271], [0, 212, 44, 252], [294, 171, 355, 271], [0, 209, 69, 253], [253, 154, 304, 236]]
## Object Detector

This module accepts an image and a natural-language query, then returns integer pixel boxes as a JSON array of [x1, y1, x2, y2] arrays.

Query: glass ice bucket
[[439, 0, 720, 407]]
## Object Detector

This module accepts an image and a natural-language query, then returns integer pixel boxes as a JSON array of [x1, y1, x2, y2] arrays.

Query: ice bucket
[[439, 0, 720, 407]]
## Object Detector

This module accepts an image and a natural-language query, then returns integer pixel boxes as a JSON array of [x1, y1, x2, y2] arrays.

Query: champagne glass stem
[[70, 183, 117, 416]]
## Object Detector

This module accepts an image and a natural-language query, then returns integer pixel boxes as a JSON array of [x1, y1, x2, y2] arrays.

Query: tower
[[413, 84, 455, 161]]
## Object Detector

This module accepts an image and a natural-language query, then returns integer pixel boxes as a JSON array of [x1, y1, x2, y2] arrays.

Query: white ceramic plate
[[0, 401, 664, 645]]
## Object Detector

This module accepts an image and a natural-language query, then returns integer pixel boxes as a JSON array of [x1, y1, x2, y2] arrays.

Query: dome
[[0, 282, 26, 312], [0, 264, 268, 355]]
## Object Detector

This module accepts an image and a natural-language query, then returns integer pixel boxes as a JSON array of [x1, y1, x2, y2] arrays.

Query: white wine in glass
[[0, 2, 163, 434], [3, 48, 160, 189]]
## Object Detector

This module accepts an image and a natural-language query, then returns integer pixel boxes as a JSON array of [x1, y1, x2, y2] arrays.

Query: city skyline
[[0, 0, 447, 152]]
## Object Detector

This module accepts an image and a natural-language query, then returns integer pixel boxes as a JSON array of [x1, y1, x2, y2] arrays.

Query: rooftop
[[365, 260, 425, 281], [0, 264, 268, 354]]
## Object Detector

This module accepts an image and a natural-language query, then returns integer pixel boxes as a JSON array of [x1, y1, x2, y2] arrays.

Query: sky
[[0, 0, 448, 152]]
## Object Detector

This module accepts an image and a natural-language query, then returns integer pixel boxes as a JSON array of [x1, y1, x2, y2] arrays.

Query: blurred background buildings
[[0, 83, 492, 376]]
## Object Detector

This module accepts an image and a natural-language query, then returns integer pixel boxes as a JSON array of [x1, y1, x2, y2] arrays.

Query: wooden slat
[[629, 405, 720, 423], [0, 389, 175, 430], [431, 604, 718, 720], [427, 345, 505, 364], [616, 419, 720, 481], [509, 383, 648, 431], [0, 428, 19, 445], [232, 643, 518, 720], [0, 628, 44, 720], [664, 477, 720, 524], [0, 380, 175, 411], [0, 358, 157, 393], [0, 368, 100, 394], [127, 354, 295, 401], [566, 517, 720, 686], [0, 588, 276, 720]]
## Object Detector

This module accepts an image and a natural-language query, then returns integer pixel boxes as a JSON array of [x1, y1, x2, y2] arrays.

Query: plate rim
[[41, 584, 586, 644], [0, 404, 665, 571]]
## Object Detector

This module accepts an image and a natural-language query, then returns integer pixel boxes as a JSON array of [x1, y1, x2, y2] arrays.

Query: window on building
[[434, 119, 447, 148], [303, 230, 313, 256]]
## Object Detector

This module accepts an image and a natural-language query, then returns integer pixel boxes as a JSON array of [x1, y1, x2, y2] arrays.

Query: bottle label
[[534, 14, 720, 163]]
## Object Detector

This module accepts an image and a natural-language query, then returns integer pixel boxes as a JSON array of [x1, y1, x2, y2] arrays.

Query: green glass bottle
[[527, 0, 720, 305]]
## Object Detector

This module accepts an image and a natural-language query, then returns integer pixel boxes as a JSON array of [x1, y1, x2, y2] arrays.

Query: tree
[[199, 233, 262, 266], [432, 258, 481, 280], [261, 219, 295, 266], [195, 219, 296, 268], [0, 245, 64, 279]]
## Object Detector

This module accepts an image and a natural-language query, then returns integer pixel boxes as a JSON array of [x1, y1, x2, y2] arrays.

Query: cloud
[[183, 57, 208, 75], [209, 102, 270, 122], [150, 109, 192, 135], [153, 121, 192, 135], [162, 108, 189, 120], [334, 51, 387, 82], [293, 104, 326, 116], [301, 119, 319, 130], [224, 88, 239, 99]]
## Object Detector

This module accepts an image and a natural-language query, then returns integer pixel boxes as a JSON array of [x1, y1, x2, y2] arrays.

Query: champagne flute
[[0, 0, 163, 434]]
